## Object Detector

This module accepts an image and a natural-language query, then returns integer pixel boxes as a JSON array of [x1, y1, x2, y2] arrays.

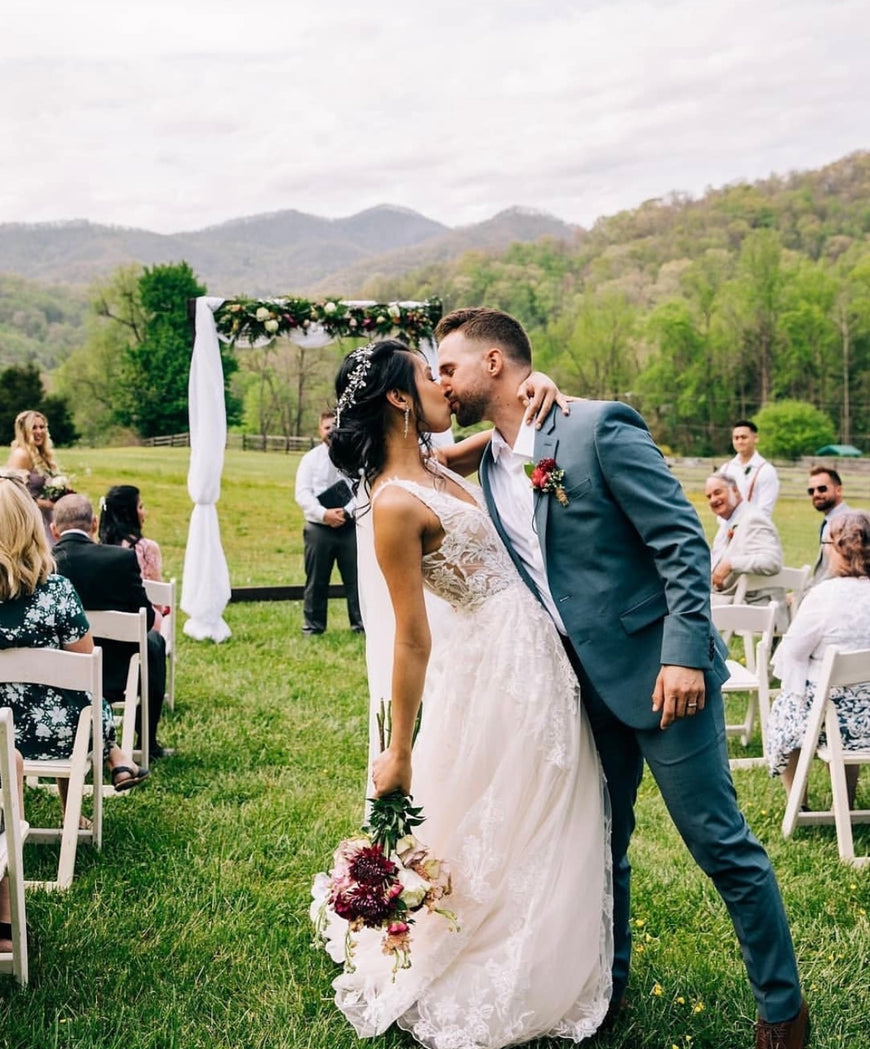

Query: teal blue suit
[[479, 400, 801, 1022]]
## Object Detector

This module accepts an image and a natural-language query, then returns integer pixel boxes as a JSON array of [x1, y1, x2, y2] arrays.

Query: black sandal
[[111, 766, 151, 793]]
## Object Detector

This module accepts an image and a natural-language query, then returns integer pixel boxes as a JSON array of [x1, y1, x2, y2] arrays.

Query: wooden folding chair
[[0, 647, 103, 891], [782, 645, 870, 867], [86, 608, 150, 771], [737, 565, 812, 633], [0, 708, 29, 983], [144, 577, 177, 711], [711, 603, 776, 770]]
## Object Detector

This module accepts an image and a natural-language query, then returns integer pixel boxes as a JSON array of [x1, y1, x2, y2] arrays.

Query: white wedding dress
[[313, 468, 612, 1049]]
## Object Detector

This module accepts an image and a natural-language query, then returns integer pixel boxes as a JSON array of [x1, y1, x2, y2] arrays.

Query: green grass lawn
[[1, 447, 868, 1048]]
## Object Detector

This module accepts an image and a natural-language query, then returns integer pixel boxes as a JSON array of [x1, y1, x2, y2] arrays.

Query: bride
[[314, 340, 612, 1049]]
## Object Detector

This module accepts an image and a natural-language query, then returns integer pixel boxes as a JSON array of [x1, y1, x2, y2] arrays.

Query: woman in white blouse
[[768, 510, 870, 806]]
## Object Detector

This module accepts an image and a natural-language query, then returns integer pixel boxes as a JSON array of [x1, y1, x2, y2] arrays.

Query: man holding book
[[294, 410, 364, 635]]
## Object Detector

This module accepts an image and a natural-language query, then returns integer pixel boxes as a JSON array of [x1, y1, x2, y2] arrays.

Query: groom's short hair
[[435, 308, 532, 367]]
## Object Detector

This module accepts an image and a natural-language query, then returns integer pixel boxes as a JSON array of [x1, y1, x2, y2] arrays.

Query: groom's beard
[[453, 391, 489, 428]]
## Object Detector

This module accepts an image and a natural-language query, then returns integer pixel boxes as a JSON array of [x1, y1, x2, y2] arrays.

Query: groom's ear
[[483, 347, 504, 377]]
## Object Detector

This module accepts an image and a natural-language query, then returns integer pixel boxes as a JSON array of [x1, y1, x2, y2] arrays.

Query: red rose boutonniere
[[525, 457, 568, 506]]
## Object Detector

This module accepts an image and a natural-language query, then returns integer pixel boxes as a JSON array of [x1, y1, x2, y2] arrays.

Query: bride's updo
[[329, 340, 431, 487]]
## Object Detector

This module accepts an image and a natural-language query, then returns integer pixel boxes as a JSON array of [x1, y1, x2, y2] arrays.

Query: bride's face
[[412, 355, 452, 434]]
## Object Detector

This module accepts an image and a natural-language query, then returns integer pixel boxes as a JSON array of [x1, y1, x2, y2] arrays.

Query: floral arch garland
[[182, 294, 443, 644], [213, 295, 442, 348]]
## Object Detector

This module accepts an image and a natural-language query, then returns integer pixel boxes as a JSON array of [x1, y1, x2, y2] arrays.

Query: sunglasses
[[807, 485, 829, 495]]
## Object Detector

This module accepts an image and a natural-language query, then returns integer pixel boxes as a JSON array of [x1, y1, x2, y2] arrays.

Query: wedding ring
[[687, 702, 698, 710]]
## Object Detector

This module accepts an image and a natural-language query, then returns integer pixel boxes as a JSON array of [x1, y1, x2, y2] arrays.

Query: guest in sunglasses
[[807, 466, 850, 585]]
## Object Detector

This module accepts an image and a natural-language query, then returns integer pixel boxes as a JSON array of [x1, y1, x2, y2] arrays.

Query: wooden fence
[[144, 433, 317, 452]]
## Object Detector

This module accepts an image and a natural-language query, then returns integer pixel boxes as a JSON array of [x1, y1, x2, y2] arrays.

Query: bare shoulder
[[6, 447, 30, 469]]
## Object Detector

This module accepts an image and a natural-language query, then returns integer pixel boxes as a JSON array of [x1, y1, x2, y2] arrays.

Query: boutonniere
[[525, 457, 569, 506]]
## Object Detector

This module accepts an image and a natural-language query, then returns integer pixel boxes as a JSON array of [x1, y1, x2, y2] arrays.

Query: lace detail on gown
[[312, 466, 613, 1048]]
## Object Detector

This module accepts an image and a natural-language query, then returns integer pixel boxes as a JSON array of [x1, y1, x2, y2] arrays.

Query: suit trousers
[[565, 647, 802, 1023], [105, 630, 167, 750], [302, 522, 362, 632]]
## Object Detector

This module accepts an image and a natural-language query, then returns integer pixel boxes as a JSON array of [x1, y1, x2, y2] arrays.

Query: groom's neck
[[489, 380, 528, 448]]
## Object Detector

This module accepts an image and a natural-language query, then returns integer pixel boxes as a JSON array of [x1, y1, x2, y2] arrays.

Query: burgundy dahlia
[[349, 845, 397, 886]]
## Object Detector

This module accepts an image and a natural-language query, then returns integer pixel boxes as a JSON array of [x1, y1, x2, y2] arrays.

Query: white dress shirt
[[488, 422, 567, 632], [294, 442, 354, 525], [725, 452, 779, 517]]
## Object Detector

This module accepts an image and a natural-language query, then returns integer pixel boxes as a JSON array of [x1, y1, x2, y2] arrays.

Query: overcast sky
[[1, 0, 867, 235]]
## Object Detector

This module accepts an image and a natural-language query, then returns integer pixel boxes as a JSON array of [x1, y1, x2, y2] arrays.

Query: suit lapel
[[533, 427, 559, 569]]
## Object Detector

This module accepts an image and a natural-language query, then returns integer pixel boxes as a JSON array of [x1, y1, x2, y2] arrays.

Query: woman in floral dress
[[0, 475, 149, 791], [768, 509, 870, 806]]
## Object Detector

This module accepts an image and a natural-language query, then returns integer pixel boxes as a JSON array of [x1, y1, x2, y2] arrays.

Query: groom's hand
[[652, 665, 706, 729]]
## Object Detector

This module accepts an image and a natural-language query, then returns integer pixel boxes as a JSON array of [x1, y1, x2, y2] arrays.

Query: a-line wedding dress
[[312, 467, 612, 1049]]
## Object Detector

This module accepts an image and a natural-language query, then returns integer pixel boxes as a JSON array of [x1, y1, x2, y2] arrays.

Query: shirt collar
[[491, 419, 536, 464]]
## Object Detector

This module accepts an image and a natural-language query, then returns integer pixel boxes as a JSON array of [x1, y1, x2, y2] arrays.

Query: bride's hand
[[518, 371, 572, 428], [371, 748, 412, 797]]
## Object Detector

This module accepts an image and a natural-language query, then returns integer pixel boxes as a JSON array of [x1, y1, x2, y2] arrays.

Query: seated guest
[[0, 477, 149, 811], [99, 485, 167, 628], [768, 510, 870, 806], [51, 494, 171, 760], [705, 471, 786, 619], [807, 465, 850, 586]]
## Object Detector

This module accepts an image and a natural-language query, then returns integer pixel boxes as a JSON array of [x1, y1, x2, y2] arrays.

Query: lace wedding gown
[[313, 469, 612, 1049]]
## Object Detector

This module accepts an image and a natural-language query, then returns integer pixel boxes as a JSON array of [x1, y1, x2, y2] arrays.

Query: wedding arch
[[181, 294, 443, 645]]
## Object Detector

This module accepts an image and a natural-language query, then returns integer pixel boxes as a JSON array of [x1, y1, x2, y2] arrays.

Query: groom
[[436, 308, 808, 1049]]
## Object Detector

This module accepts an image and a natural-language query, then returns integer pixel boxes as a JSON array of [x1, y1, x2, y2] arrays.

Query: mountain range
[[0, 205, 577, 296]]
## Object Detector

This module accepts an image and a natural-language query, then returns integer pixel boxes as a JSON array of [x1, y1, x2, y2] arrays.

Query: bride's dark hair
[[329, 339, 432, 487]]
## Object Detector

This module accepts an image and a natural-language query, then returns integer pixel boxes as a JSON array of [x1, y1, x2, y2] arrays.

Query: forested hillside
[[2, 151, 868, 452], [358, 151, 870, 453]]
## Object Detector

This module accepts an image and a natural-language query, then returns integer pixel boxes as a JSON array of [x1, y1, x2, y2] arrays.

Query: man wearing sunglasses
[[808, 466, 850, 584]]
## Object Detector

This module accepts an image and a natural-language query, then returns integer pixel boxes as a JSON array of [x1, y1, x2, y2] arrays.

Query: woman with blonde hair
[[768, 509, 870, 806], [0, 475, 149, 792], [5, 410, 66, 544]]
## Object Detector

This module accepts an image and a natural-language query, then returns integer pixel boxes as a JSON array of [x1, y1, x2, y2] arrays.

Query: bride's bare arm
[[371, 488, 433, 796], [519, 371, 572, 427]]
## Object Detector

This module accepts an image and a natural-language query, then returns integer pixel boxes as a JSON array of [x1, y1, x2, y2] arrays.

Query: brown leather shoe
[[756, 999, 809, 1049]]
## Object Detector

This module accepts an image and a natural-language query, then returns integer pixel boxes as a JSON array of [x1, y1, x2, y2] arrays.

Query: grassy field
[[0, 446, 868, 1048]]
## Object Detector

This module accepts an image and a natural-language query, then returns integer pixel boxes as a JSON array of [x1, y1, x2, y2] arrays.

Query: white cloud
[[1, 0, 867, 233]]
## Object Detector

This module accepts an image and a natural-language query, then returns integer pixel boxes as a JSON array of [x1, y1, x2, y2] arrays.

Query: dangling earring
[[403, 404, 410, 439]]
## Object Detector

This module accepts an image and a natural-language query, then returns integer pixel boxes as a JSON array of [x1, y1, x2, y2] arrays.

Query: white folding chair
[[0, 708, 29, 984], [0, 647, 104, 891], [711, 603, 777, 770], [782, 646, 870, 867], [144, 577, 177, 711], [86, 608, 150, 771], [737, 565, 812, 632]]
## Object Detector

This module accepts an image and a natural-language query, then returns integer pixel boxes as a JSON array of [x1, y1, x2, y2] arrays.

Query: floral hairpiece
[[99, 496, 107, 512], [334, 345, 376, 427]]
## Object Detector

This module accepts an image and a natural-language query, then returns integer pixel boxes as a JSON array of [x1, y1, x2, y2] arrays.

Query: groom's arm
[[594, 402, 714, 672]]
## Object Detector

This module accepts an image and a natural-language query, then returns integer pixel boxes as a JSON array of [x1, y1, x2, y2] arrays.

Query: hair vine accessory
[[99, 496, 108, 512], [334, 345, 376, 427]]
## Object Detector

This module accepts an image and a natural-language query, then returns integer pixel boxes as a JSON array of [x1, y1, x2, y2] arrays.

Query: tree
[[0, 363, 77, 446], [58, 262, 240, 442], [754, 400, 836, 460]]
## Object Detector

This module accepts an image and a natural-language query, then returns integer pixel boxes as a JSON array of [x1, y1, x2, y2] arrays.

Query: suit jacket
[[53, 532, 155, 697], [480, 400, 729, 730], [712, 502, 785, 607]]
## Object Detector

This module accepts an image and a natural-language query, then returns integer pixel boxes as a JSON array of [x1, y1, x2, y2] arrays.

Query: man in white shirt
[[808, 465, 850, 585], [726, 420, 779, 517], [294, 411, 363, 635]]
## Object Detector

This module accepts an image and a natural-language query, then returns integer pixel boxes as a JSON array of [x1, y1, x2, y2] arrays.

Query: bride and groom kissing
[[315, 308, 809, 1049]]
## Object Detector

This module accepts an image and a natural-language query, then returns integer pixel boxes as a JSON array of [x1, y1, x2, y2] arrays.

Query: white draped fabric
[[181, 296, 232, 642]]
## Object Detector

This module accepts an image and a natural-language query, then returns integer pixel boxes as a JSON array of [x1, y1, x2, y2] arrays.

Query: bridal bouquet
[[312, 789, 458, 975]]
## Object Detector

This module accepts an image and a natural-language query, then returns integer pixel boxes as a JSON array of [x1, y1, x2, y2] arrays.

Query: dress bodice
[[372, 469, 520, 613]]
